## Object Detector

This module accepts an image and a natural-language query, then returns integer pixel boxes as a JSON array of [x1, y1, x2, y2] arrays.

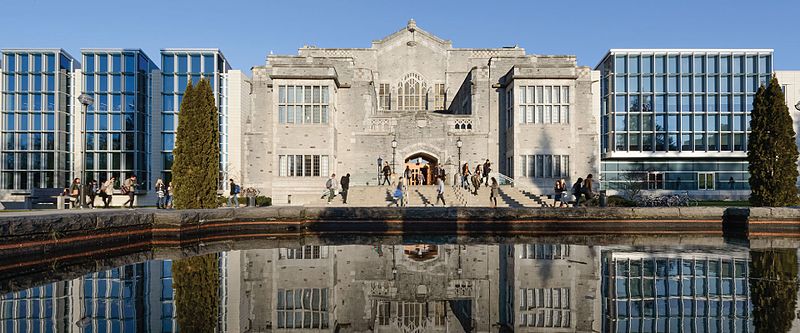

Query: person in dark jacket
[[340, 174, 350, 204], [572, 177, 584, 207], [381, 163, 392, 186]]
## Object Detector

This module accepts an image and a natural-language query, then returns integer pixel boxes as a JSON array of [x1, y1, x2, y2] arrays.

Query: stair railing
[[496, 173, 515, 187]]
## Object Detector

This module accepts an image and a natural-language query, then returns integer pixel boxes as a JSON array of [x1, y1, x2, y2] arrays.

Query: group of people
[[553, 174, 596, 207], [322, 173, 351, 204], [460, 159, 492, 195], [66, 175, 143, 209]]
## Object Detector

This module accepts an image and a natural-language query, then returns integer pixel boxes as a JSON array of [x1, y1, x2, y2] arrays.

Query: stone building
[[245, 20, 600, 204], [228, 243, 601, 332]]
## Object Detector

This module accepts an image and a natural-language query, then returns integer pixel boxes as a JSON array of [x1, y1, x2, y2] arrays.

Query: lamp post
[[391, 138, 398, 175], [377, 157, 383, 185], [78, 94, 94, 209], [456, 137, 463, 172]]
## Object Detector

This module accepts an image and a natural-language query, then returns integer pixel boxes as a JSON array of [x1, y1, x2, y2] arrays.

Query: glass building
[[159, 49, 230, 186], [1, 49, 77, 192], [602, 251, 752, 332], [80, 49, 157, 189], [596, 50, 773, 192]]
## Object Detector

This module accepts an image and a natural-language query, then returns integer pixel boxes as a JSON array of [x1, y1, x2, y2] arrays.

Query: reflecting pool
[[1, 241, 798, 332]]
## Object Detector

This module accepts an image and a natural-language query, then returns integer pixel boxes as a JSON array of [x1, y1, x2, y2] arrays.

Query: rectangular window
[[378, 83, 391, 110], [278, 155, 329, 177], [521, 244, 570, 259], [434, 83, 446, 110], [277, 85, 330, 124], [519, 288, 571, 328], [698, 172, 715, 190], [522, 155, 569, 179], [647, 172, 664, 189], [276, 288, 329, 329], [519, 85, 570, 124]]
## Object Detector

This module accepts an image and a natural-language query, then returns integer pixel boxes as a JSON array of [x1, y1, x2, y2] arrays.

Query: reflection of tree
[[654, 125, 677, 150], [749, 249, 798, 333], [618, 171, 646, 200], [173, 254, 220, 333]]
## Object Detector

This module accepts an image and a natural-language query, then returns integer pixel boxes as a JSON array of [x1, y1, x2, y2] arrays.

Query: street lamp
[[391, 138, 398, 175], [456, 137, 463, 172], [78, 94, 94, 209]]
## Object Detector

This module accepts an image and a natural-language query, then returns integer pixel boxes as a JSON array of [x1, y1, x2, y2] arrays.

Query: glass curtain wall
[[1, 50, 75, 191]]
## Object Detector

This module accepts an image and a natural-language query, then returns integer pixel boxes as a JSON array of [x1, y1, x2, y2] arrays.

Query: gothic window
[[378, 83, 391, 110], [397, 73, 427, 111]]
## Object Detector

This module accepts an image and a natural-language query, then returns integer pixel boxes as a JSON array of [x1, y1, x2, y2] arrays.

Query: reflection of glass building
[[596, 50, 773, 194], [0, 282, 71, 332], [602, 251, 752, 332], [157, 49, 230, 186], [79, 49, 157, 188], [1, 49, 77, 193]]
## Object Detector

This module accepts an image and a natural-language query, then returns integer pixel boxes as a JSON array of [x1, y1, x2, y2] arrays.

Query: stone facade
[[245, 20, 600, 204], [232, 244, 601, 332]]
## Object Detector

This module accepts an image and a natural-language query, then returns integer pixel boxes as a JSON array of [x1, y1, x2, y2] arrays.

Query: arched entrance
[[403, 152, 438, 185]]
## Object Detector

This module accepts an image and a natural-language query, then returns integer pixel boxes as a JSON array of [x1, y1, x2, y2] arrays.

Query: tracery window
[[397, 73, 427, 111], [434, 83, 446, 110]]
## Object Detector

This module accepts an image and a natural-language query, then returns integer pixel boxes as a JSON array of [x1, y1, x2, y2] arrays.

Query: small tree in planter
[[243, 187, 260, 206]]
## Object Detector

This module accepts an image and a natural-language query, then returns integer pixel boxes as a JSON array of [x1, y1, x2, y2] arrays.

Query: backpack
[[233, 185, 241, 194]]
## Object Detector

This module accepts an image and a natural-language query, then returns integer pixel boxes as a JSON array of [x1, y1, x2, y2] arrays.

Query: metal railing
[[496, 173, 515, 186]]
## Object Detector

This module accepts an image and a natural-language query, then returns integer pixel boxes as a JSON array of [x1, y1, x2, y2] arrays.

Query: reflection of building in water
[[601, 250, 753, 332], [0, 281, 71, 332], [0, 260, 175, 333], [229, 243, 602, 333], [499, 244, 601, 332]]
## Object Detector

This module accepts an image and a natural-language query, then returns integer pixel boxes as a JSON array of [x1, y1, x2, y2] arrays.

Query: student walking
[[228, 179, 240, 208], [572, 177, 584, 207], [99, 177, 115, 208], [435, 176, 446, 206], [323, 174, 337, 204], [489, 177, 499, 208], [84, 180, 97, 208], [390, 178, 405, 207], [404, 166, 411, 186], [461, 162, 471, 189], [482, 160, 491, 186], [121, 175, 138, 209], [340, 174, 350, 204], [155, 178, 166, 209], [381, 163, 392, 186]]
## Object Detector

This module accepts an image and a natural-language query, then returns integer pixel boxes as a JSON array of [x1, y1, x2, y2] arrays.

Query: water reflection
[[1, 243, 798, 332]]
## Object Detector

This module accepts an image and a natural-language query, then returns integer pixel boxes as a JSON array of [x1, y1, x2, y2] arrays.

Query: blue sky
[[3, 0, 798, 72]]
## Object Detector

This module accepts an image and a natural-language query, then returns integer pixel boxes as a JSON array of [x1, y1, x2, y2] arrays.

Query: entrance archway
[[403, 152, 438, 186]]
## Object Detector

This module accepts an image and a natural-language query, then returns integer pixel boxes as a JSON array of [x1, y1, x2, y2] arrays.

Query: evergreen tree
[[172, 79, 220, 209], [748, 76, 800, 206], [173, 254, 220, 332]]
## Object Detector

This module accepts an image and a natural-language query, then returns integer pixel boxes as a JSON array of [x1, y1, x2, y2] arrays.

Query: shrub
[[607, 195, 637, 207], [256, 196, 271, 207]]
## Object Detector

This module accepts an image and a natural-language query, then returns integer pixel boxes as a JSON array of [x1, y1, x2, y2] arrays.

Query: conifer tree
[[173, 254, 220, 332], [748, 76, 800, 206], [172, 79, 220, 209]]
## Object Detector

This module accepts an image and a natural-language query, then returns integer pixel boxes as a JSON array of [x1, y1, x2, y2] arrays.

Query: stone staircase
[[301, 185, 554, 208]]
